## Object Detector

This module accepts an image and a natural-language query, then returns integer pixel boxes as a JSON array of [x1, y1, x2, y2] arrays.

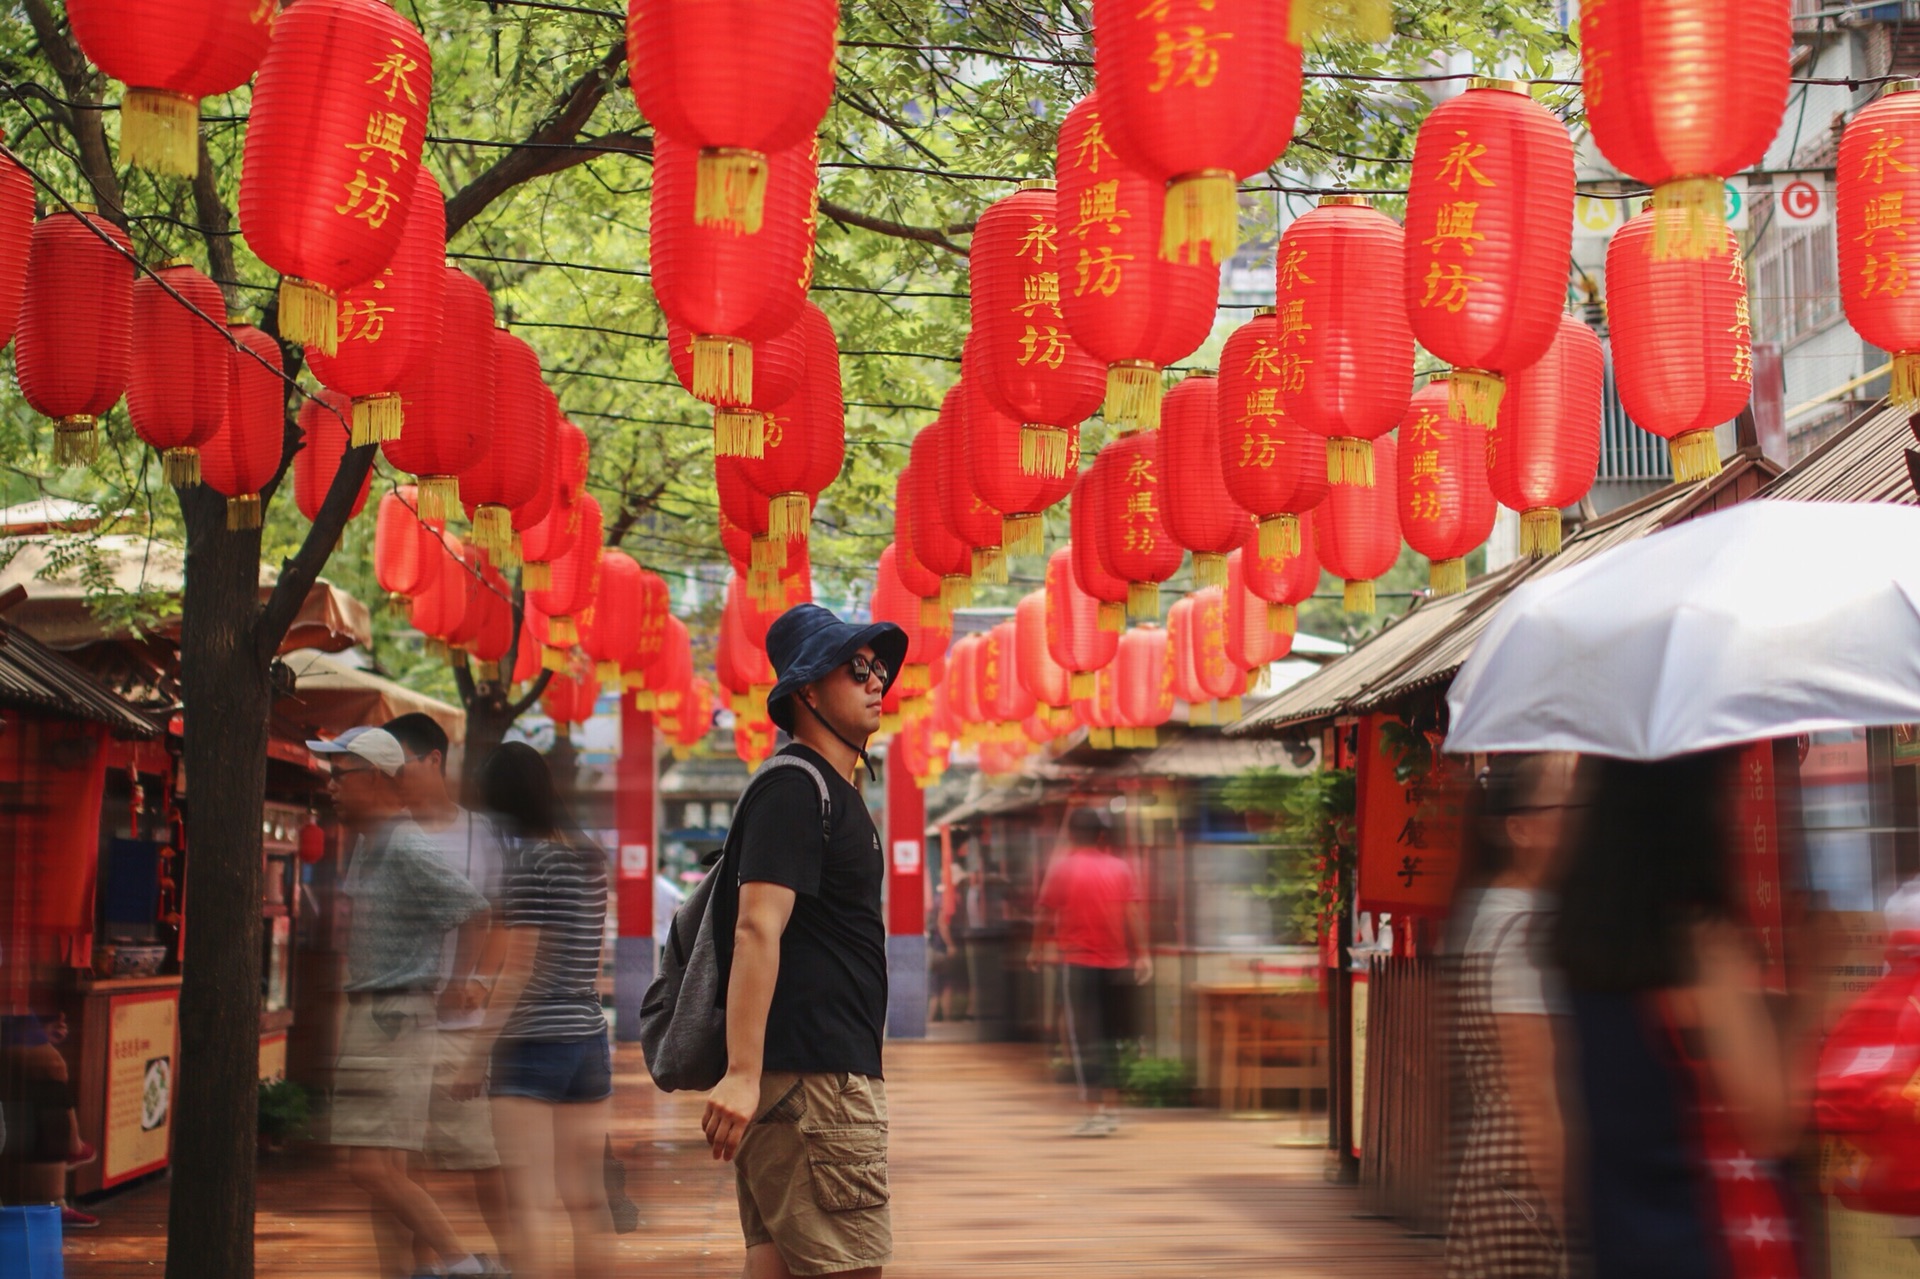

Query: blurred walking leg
[[554, 1097, 615, 1274], [495, 1095, 559, 1278]]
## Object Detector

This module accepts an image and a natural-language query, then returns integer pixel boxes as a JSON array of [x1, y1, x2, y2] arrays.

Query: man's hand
[[1134, 955, 1155, 986], [449, 1048, 488, 1101], [702, 1070, 761, 1162], [438, 978, 486, 1019]]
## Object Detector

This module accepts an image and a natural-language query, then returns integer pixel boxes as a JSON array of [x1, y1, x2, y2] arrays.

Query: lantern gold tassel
[[1448, 368, 1505, 428], [1192, 552, 1228, 590], [225, 493, 263, 531], [470, 504, 512, 556], [1890, 350, 1920, 408], [1190, 700, 1216, 728], [692, 334, 752, 404], [1520, 507, 1563, 558], [879, 712, 903, 737], [387, 593, 410, 616], [352, 393, 402, 446], [1020, 424, 1070, 478], [1289, 0, 1393, 43], [633, 690, 657, 711], [1651, 176, 1733, 261], [1132, 725, 1159, 749], [713, 408, 765, 458], [972, 545, 1008, 585], [750, 535, 785, 574], [473, 661, 500, 684], [1217, 695, 1243, 724], [119, 88, 200, 178], [1002, 513, 1044, 557], [497, 534, 523, 570], [695, 147, 770, 234], [1127, 581, 1160, 622], [52, 416, 99, 467], [522, 561, 552, 592], [1257, 513, 1301, 560], [1268, 602, 1297, 635], [1098, 600, 1126, 633], [900, 663, 929, 696], [1429, 557, 1467, 597], [940, 575, 974, 613], [416, 475, 458, 524], [1161, 169, 1239, 265], [279, 277, 338, 356], [542, 646, 568, 672], [919, 597, 948, 629], [1326, 437, 1375, 486], [1070, 671, 1095, 700], [1669, 429, 1723, 484], [1089, 727, 1114, 751], [548, 615, 578, 646], [162, 448, 201, 488], [1343, 579, 1376, 614], [768, 493, 811, 542], [425, 638, 449, 663], [596, 660, 619, 684], [1105, 361, 1163, 431]]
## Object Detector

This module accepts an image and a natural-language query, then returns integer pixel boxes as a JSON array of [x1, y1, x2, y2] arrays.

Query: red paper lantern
[[967, 185, 1105, 480], [632, 569, 671, 676], [1581, 0, 1790, 260], [1404, 79, 1575, 428], [558, 417, 590, 504], [444, 544, 493, 654], [201, 324, 286, 530], [460, 327, 550, 558], [238, 0, 432, 352], [649, 130, 815, 410], [1054, 92, 1217, 431], [905, 437, 975, 612], [0, 154, 36, 352], [1091, 430, 1182, 622], [983, 622, 1036, 732], [295, 391, 371, 523], [1179, 587, 1246, 724], [670, 312, 807, 457], [633, 614, 695, 713], [410, 530, 469, 642], [67, 0, 273, 175], [1840, 84, 1920, 406], [1226, 548, 1296, 680], [1091, 0, 1300, 265], [873, 543, 948, 708], [374, 485, 439, 603], [1217, 308, 1329, 562], [1068, 472, 1130, 632], [1159, 374, 1252, 588], [1113, 625, 1173, 747], [298, 819, 330, 866], [1046, 546, 1119, 700], [1605, 205, 1751, 483], [464, 562, 514, 679], [16, 209, 134, 465], [738, 303, 841, 543], [1274, 196, 1415, 486], [1167, 594, 1208, 711], [1316, 434, 1400, 614], [581, 549, 645, 683], [934, 383, 1007, 585], [947, 634, 984, 742], [542, 662, 601, 729], [1239, 506, 1320, 636], [1395, 378, 1495, 597], [889, 479, 950, 627], [127, 259, 229, 486], [519, 471, 577, 595], [960, 374, 1076, 559], [1074, 657, 1124, 750], [1492, 313, 1603, 557], [626, 0, 837, 232], [511, 612, 543, 686], [306, 164, 445, 446], [1016, 589, 1072, 711], [717, 453, 788, 603], [530, 492, 603, 651], [385, 268, 496, 522]]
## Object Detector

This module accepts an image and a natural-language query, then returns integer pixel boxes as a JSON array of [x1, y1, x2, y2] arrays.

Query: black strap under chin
[[798, 695, 872, 775]]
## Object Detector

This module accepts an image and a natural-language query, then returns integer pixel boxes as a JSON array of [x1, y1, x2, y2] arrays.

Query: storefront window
[[1800, 729, 1877, 912]]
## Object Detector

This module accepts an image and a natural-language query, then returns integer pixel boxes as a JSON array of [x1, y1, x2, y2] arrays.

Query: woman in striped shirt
[[475, 742, 614, 1278]]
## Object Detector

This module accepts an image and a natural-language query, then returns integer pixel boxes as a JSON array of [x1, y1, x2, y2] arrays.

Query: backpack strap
[[752, 753, 834, 848]]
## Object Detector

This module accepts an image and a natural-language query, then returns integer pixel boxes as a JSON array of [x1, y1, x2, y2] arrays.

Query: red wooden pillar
[[885, 736, 928, 1038], [613, 697, 657, 1041]]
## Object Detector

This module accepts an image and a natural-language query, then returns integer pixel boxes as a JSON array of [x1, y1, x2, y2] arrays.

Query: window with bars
[[1750, 220, 1840, 349]]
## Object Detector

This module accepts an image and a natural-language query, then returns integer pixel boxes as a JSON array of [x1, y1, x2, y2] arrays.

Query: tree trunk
[[461, 680, 516, 801], [166, 492, 271, 1279]]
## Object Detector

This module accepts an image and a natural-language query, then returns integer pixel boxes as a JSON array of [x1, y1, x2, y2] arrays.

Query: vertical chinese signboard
[[103, 988, 178, 1187], [1734, 741, 1786, 994], [1356, 715, 1466, 916]]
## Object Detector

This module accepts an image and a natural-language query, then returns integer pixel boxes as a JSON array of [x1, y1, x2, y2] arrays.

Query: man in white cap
[[310, 726, 500, 1277]]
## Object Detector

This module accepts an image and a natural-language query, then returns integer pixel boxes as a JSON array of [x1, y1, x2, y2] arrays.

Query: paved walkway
[[66, 1041, 1438, 1277]]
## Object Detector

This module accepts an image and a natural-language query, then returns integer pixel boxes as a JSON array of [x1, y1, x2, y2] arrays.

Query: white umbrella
[[1446, 500, 1920, 760]]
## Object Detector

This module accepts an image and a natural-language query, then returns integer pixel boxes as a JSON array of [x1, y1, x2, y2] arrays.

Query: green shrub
[[1121, 1053, 1193, 1108], [257, 1078, 311, 1142]]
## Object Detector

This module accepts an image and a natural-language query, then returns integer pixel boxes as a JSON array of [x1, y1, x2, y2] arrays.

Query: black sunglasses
[[846, 655, 888, 686]]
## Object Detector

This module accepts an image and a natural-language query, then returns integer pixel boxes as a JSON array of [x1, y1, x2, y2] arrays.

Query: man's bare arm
[[701, 881, 797, 1161]]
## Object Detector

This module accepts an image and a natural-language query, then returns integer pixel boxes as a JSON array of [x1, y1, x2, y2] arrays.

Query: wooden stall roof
[[0, 619, 159, 737], [1759, 398, 1914, 506]]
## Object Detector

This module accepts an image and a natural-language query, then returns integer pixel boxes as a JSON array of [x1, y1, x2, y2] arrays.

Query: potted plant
[[256, 1079, 311, 1153]]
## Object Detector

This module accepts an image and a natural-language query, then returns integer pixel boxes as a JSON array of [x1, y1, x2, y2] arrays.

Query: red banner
[[1355, 715, 1465, 916], [1734, 741, 1786, 994]]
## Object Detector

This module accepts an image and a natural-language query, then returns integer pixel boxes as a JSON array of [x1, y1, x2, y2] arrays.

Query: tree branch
[[444, 42, 630, 237], [507, 669, 555, 718], [254, 442, 379, 662], [20, 0, 123, 226], [818, 199, 971, 255], [192, 140, 241, 311]]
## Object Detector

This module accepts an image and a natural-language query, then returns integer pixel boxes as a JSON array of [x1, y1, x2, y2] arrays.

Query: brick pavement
[[65, 1040, 1439, 1277]]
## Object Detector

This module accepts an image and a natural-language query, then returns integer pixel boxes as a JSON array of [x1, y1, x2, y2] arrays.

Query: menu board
[[103, 989, 177, 1187]]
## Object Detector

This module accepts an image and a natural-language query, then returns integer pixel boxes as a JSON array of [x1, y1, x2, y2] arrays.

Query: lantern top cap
[[154, 256, 194, 270], [65, 201, 97, 216], [1427, 370, 1451, 384], [1255, 305, 1276, 317], [1888, 79, 1920, 96], [1019, 179, 1057, 192], [1467, 76, 1527, 95], [1318, 194, 1371, 208], [1185, 368, 1218, 379]]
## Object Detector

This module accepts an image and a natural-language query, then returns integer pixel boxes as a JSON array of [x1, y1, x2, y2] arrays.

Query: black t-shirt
[[734, 744, 888, 1078]]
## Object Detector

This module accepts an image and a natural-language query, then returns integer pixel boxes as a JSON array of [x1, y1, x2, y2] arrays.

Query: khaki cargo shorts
[[736, 1071, 891, 1276], [424, 1025, 499, 1171], [329, 991, 436, 1152]]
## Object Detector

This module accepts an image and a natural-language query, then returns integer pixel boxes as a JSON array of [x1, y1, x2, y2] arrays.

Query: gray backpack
[[638, 754, 832, 1092]]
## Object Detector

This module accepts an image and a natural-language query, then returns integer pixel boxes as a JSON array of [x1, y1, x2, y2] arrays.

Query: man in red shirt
[[1027, 807, 1152, 1136]]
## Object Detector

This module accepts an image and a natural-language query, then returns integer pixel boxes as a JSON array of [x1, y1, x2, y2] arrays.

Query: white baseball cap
[[307, 726, 406, 777]]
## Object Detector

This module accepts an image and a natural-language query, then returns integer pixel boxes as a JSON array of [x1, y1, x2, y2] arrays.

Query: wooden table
[[1194, 982, 1327, 1114]]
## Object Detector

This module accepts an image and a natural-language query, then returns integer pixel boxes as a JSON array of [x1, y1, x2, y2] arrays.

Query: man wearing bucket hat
[[700, 603, 908, 1279]]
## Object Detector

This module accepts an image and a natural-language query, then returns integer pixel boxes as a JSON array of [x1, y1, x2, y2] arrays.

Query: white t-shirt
[[1460, 887, 1567, 1017], [416, 808, 506, 1030]]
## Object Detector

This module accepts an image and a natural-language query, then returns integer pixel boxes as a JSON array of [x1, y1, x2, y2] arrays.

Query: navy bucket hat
[[764, 603, 909, 733]]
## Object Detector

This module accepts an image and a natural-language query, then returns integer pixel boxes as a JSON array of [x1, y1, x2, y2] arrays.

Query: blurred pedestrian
[[384, 713, 514, 1273], [1553, 752, 1816, 1279], [476, 741, 615, 1279], [1443, 753, 1582, 1278], [1028, 806, 1151, 1137], [0, 1004, 97, 1229], [314, 726, 497, 1278], [701, 603, 907, 1279]]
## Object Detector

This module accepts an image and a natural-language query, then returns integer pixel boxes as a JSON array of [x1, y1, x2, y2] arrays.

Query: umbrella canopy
[[1446, 501, 1920, 760]]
